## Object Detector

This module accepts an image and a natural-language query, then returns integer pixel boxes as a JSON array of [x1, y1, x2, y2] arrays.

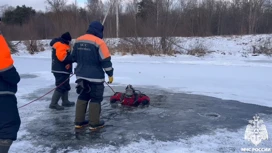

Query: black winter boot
[[0, 139, 12, 153], [61, 91, 75, 107], [89, 103, 105, 131], [74, 99, 88, 129], [49, 90, 64, 110]]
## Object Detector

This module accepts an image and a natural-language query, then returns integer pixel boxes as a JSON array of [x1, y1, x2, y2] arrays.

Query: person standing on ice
[[0, 17, 21, 153], [72, 21, 114, 130], [49, 32, 75, 110]]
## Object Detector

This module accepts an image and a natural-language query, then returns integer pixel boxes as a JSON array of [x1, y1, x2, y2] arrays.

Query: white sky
[[0, 0, 86, 11], [0, 0, 135, 12]]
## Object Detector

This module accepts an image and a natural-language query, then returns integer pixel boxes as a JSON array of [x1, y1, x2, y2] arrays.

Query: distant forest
[[0, 0, 272, 41]]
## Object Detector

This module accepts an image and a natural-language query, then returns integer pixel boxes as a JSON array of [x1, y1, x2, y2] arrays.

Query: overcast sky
[[0, 0, 91, 11], [0, 0, 136, 12]]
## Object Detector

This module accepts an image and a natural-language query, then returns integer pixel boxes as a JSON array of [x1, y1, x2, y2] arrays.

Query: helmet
[[125, 85, 135, 97]]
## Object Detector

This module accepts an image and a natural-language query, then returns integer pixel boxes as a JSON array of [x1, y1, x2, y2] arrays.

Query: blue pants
[[78, 82, 104, 103], [0, 95, 21, 141], [53, 73, 71, 93]]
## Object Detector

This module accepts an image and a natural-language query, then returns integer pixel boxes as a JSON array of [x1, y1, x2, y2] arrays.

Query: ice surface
[[7, 34, 272, 153]]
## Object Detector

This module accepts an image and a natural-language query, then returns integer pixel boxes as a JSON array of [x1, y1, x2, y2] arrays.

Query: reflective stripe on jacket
[[72, 34, 113, 83]]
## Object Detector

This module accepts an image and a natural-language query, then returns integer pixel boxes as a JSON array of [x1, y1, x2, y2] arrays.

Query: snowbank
[[12, 34, 272, 59]]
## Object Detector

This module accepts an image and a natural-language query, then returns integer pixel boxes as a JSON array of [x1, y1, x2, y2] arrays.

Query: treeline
[[1, 0, 272, 41]]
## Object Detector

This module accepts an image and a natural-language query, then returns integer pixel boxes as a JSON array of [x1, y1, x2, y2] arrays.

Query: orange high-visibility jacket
[[0, 34, 13, 71]]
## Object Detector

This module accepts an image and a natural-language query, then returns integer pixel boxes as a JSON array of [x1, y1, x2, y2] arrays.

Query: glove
[[65, 64, 71, 70], [108, 76, 113, 84]]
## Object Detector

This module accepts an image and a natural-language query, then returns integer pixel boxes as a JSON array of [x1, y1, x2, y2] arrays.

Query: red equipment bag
[[110, 85, 150, 106]]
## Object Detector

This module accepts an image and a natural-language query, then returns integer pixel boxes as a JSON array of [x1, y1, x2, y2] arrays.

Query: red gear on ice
[[110, 85, 150, 106]]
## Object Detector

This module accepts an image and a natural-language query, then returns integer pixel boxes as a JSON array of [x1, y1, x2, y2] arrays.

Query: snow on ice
[[8, 34, 272, 153]]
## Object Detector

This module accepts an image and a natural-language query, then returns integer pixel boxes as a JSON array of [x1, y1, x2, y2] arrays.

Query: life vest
[[110, 85, 150, 106]]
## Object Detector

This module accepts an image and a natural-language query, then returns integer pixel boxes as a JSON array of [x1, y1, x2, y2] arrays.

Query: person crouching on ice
[[49, 32, 75, 110], [0, 19, 21, 153], [72, 21, 114, 130]]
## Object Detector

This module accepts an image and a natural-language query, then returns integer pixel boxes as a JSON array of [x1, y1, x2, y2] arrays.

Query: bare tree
[[86, 0, 104, 21], [45, 0, 67, 12], [248, 0, 265, 34], [1, 0, 272, 40]]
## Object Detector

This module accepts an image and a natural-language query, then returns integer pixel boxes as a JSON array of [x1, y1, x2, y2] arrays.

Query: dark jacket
[[0, 67, 21, 141], [0, 33, 21, 141], [50, 38, 73, 74], [0, 66, 20, 95], [0, 34, 20, 95], [72, 21, 113, 83]]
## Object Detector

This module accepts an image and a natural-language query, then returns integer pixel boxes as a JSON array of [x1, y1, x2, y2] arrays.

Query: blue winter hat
[[61, 32, 72, 41], [87, 21, 104, 39]]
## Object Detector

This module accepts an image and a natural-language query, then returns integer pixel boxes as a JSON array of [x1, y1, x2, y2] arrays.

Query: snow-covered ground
[[13, 34, 272, 57], [8, 34, 272, 153]]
